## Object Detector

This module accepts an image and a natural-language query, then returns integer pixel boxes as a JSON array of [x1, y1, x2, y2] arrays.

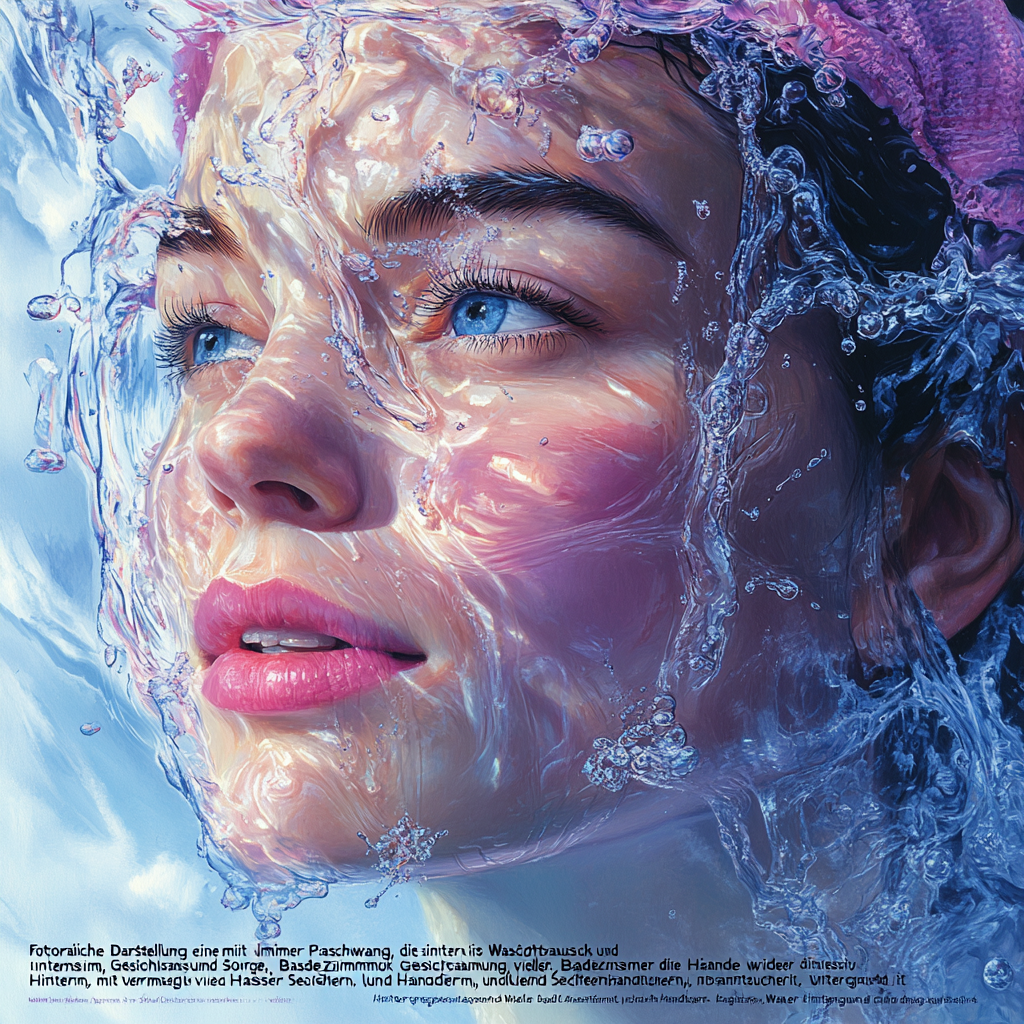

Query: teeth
[[241, 628, 348, 653]]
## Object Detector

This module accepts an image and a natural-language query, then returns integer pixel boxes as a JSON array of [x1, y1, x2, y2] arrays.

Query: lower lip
[[202, 648, 414, 714]]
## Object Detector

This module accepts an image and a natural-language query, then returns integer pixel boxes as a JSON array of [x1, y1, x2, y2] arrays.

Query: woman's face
[[146, 16, 861, 873]]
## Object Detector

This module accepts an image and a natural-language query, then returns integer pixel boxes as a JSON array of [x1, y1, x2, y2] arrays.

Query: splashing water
[[584, 694, 698, 792], [358, 816, 448, 909], [24, 355, 66, 473], [10, 1, 1024, 1002]]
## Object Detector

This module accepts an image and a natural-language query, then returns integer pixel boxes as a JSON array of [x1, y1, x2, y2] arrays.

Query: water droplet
[[453, 66, 523, 123], [857, 312, 883, 338], [162, 463, 174, 473], [576, 125, 634, 163], [841, 338, 856, 355], [741, 507, 760, 521], [668, 909, 676, 919], [25, 448, 66, 473], [781, 80, 807, 104], [370, 107, 390, 122], [26, 295, 61, 321], [80, 722, 101, 736], [124, 0, 138, 10], [104, 645, 117, 667], [539, 437, 548, 446], [567, 35, 601, 64], [64, 296, 82, 314], [855, 400, 867, 412], [810, 602, 820, 610], [661, 261, 686, 307], [455, 422, 465, 430], [767, 144, 804, 193], [923, 848, 953, 882], [813, 63, 845, 94], [693, 199, 711, 220], [983, 958, 1013, 991]]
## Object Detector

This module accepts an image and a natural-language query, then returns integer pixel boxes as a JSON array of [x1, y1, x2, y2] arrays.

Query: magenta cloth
[[626, 0, 1024, 232]]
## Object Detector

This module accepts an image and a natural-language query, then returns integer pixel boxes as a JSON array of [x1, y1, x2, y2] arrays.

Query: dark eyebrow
[[157, 206, 244, 260], [364, 168, 684, 257]]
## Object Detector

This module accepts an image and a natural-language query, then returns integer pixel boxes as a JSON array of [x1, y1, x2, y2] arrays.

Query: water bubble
[[768, 168, 798, 193], [539, 437, 548, 446], [25, 448, 66, 473], [455, 422, 465, 431], [841, 338, 856, 355], [922, 847, 953, 881], [80, 722, 101, 736], [162, 463, 174, 473], [857, 311, 883, 338], [26, 295, 61, 321], [104, 645, 117, 667], [781, 80, 807, 104], [64, 296, 82, 314], [567, 35, 602, 64], [693, 199, 710, 220], [767, 145, 804, 193], [855, 400, 867, 412], [370, 107, 390, 122], [983, 958, 1013, 991], [824, 91, 846, 108], [741, 507, 760, 521], [668, 909, 676, 919], [453, 66, 523, 122], [813, 63, 845, 94], [576, 125, 634, 163]]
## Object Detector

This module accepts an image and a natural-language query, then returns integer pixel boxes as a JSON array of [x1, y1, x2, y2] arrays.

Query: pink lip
[[195, 578, 425, 714]]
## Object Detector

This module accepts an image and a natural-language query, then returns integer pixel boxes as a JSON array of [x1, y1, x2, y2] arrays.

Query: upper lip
[[194, 578, 424, 662]]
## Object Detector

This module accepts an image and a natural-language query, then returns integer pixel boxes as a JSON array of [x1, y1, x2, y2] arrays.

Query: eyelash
[[154, 297, 225, 382], [155, 270, 599, 374], [415, 265, 602, 346]]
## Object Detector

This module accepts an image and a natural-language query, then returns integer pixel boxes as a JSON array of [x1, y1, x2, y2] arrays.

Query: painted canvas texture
[[6, 1, 1024, 1022]]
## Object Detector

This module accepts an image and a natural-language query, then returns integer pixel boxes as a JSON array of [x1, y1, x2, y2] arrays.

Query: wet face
[[146, 16, 862, 873]]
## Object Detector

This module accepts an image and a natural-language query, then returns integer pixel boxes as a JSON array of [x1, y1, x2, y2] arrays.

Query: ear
[[900, 441, 1024, 638]]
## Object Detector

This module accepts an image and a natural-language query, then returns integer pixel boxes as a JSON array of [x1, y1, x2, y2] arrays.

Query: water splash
[[24, 355, 66, 473], [13, 0, 1024, 994], [357, 815, 448, 909], [584, 694, 698, 792]]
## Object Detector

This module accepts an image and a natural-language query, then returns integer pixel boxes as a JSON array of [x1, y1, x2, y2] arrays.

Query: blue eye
[[451, 294, 507, 335], [449, 292, 558, 337], [192, 326, 262, 365]]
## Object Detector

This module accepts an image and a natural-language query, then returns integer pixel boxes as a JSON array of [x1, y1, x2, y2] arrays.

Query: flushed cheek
[[430, 408, 688, 566]]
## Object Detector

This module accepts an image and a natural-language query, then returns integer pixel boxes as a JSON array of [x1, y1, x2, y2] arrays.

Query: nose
[[194, 371, 365, 531]]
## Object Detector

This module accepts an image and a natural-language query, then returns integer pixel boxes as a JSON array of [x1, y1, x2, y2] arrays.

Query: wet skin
[[148, 17, 862, 873]]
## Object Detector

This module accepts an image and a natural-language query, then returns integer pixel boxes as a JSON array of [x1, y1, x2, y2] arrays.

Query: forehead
[[178, 16, 740, 265]]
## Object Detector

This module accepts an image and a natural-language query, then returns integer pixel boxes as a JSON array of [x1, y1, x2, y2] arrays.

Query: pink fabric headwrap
[[626, 0, 1024, 232]]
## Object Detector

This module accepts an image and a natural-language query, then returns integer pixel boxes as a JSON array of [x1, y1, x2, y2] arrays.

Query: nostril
[[254, 480, 318, 512]]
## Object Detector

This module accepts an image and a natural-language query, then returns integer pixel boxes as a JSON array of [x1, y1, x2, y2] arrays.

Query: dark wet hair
[[756, 64, 953, 282], [634, 32, 955, 282]]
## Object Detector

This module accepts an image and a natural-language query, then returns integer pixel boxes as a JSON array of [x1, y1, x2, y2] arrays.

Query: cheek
[[427, 378, 694, 645]]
